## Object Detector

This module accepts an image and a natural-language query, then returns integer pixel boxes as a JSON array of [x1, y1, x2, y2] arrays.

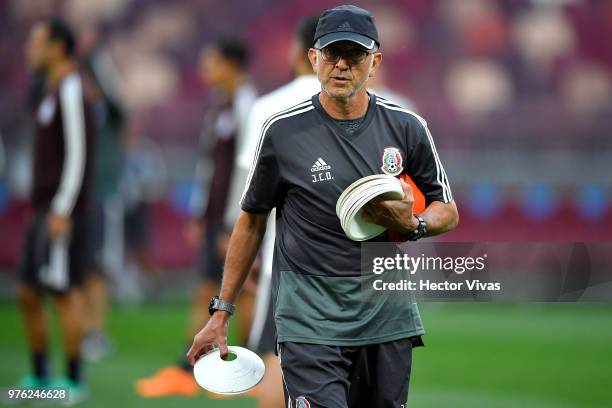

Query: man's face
[[26, 23, 50, 70], [309, 41, 382, 100]]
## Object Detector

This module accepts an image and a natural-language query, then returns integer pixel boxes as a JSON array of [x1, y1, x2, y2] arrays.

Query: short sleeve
[[405, 121, 453, 204], [240, 131, 283, 213]]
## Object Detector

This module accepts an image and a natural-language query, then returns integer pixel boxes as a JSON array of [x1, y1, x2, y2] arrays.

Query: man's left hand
[[361, 178, 419, 234]]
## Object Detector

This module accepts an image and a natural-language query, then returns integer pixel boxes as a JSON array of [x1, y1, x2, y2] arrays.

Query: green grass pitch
[[1, 302, 611, 407]]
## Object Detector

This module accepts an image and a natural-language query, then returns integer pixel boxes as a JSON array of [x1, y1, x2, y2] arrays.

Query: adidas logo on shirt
[[311, 158, 334, 183], [311, 158, 331, 172]]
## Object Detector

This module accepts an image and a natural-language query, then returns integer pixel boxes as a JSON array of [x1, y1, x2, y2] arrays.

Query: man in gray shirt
[[188, 5, 458, 407]]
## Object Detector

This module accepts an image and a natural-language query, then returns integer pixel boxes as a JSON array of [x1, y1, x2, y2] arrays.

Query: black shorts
[[19, 210, 90, 292], [198, 222, 226, 283], [278, 337, 422, 408]]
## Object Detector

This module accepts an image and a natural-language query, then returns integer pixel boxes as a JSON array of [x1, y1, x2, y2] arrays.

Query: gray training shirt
[[241, 92, 453, 345]]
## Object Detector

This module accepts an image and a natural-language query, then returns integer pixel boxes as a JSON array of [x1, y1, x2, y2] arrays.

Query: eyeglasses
[[318, 46, 373, 66]]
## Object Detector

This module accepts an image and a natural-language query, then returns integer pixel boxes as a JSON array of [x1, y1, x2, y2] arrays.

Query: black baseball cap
[[313, 5, 380, 51]]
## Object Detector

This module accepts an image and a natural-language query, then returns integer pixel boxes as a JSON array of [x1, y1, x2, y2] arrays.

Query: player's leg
[[51, 215, 90, 403], [17, 212, 51, 386], [83, 272, 107, 333], [82, 271, 113, 360], [52, 289, 85, 381], [347, 338, 416, 408], [17, 285, 50, 385], [51, 289, 89, 403], [18, 285, 49, 354], [278, 342, 354, 408], [82, 204, 114, 361]]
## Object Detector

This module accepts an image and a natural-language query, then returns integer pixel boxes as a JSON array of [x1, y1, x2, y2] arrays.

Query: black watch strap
[[208, 295, 236, 316], [407, 215, 427, 241]]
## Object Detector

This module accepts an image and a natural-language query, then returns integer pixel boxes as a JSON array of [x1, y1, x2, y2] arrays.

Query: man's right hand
[[186, 311, 230, 365]]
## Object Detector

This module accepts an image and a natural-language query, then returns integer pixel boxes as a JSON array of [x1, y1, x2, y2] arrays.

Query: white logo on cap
[[338, 21, 352, 30]]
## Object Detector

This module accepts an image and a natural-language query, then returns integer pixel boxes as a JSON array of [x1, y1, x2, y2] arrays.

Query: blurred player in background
[[136, 33, 257, 398], [223, 15, 320, 408], [79, 26, 127, 362], [18, 18, 95, 404]]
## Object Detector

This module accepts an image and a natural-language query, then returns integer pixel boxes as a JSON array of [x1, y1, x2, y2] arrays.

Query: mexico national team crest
[[295, 396, 311, 408], [381, 147, 404, 176]]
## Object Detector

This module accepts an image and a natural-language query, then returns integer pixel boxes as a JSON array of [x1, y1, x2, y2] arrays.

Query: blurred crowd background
[[1, 0, 611, 299]]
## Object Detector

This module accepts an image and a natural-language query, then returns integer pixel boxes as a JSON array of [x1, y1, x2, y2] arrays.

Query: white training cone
[[193, 346, 265, 395]]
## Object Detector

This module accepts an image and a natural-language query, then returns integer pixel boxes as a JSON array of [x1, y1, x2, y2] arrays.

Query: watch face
[[208, 296, 235, 316]]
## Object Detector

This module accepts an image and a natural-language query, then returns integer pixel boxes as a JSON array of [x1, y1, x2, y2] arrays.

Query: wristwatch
[[208, 296, 236, 316], [407, 215, 427, 241]]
